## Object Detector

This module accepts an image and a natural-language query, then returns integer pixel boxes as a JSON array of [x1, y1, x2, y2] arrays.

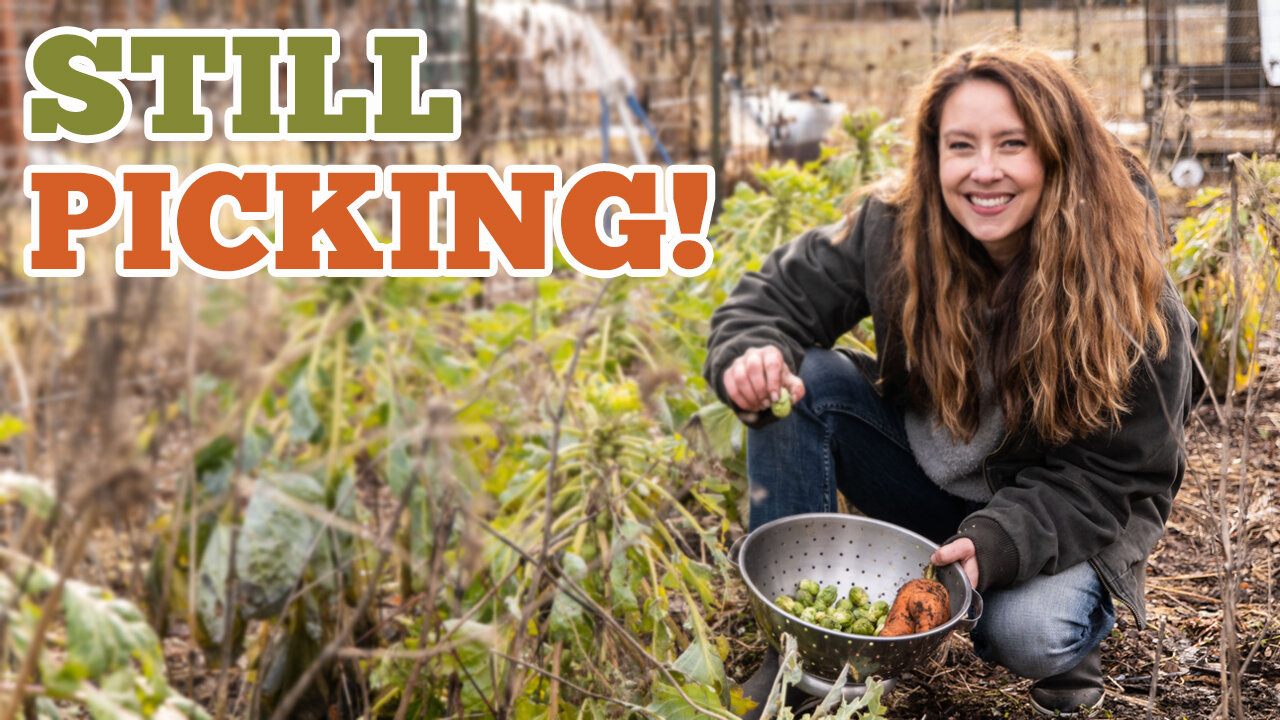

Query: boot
[[738, 647, 780, 720], [1028, 646, 1105, 717]]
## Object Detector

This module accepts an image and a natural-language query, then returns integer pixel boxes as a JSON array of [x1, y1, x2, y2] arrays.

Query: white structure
[[1262, 0, 1280, 86], [727, 75, 848, 162]]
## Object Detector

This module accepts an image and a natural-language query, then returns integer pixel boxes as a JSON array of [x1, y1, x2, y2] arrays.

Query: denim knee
[[794, 349, 909, 447], [970, 563, 1115, 679], [797, 350, 869, 407]]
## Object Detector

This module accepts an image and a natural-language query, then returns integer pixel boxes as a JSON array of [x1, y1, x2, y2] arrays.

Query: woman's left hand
[[931, 538, 979, 589]]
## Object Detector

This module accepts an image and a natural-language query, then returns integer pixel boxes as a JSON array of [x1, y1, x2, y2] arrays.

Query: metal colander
[[731, 513, 982, 683]]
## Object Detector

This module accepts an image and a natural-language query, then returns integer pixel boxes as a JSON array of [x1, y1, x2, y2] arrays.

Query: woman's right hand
[[723, 346, 806, 413]]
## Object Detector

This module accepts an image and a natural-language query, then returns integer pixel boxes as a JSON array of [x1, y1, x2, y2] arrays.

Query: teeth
[[970, 195, 1013, 208]]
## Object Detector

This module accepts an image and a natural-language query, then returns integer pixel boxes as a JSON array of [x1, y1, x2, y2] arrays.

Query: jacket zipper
[[980, 432, 1012, 497]]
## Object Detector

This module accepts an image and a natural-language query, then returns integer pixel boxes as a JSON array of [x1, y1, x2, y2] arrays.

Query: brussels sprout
[[834, 598, 854, 613], [848, 586, 870, 607], [800, 607, 818, 623], [874, 616, 887, 635], [869, 600, 890, 620], [821, 616, 842, 630], [799, 579, 821, 597], [775, 596, 797, 613], [830, 610, 853, 626], [853, 607, 871, 621], [818, 585, 840, 606], [771, 387, 793, 418], [795, 589, 815, 606], [851, 618, 876, 636], [812, 610, 828, 624]]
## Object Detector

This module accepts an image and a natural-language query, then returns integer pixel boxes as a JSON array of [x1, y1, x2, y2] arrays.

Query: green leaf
[[695, 402, 744, 460], [386, 441, 412, 495], [238, 425, 273, 473], [672, 636, 727, 700], [435, 620, 501, 712], [678, 556, 719, 610], [63, 580, 162, 679], [287, 377, 322, 443], [643, 682, 728, 720], [511, 696, 552, 720], [560, 551, 588, 582], [80, 669, 146, 720], [193, 435, 235, 500], [235, 472, 325, 619], [546, 585, 592, 645], [0, 471, 55, 518], [33, 698, 63, 719], [608, 549, 640, 616], [196, 524, 236, 646]]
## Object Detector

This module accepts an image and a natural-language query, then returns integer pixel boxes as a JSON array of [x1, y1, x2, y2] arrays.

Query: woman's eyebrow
[[940, 128, 1026, 140]]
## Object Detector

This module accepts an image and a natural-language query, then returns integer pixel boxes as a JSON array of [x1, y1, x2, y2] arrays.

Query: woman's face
[[937, 79, 1045, 269]]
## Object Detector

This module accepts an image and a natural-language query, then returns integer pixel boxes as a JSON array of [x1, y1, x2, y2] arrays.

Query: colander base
[[793, 669, 898, 702]]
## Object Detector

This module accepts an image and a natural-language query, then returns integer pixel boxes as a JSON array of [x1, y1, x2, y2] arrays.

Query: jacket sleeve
[[702, 198, 880, 424], [957, 289, 1197, 591]]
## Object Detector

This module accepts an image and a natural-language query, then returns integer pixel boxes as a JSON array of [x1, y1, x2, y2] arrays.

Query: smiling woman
[[705, 44, 1198, 719]]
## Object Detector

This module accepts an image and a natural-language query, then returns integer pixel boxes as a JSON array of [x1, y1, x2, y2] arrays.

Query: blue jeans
[[747, 348, 1115, 679]]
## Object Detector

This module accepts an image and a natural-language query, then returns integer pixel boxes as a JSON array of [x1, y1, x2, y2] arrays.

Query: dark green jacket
[[704, 194, 1198, 628]]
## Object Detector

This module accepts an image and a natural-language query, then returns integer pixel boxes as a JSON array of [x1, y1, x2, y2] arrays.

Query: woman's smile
[[966, 192, 1019, 216]]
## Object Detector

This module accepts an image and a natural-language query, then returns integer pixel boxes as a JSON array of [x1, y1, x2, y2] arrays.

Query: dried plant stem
[[1146, 616, 1165, 719], [547, 640, 563, 720], [1207, 154, 1279, 720], [503, 279, 614, 710]]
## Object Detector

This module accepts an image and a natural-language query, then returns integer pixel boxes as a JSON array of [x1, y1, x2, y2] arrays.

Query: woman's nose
[[971, 152, 1003, 182]]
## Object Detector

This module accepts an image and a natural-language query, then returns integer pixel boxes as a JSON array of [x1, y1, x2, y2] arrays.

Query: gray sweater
[[903, 373, 1003, 503]]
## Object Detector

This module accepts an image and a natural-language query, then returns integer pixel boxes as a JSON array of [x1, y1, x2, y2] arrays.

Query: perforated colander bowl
[[731, 513, 982, 682]]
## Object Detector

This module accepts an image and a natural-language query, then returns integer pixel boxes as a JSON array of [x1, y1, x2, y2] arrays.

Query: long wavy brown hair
[[889, 44, 1170, 445]]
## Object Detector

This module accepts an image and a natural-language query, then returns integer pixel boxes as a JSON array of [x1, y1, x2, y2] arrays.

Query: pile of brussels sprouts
[[773, 580, 890, 636]]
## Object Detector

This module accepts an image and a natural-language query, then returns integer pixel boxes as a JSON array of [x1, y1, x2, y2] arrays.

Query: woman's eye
[[948, 142, 972, 151], [1002, 139, 1027, 149]]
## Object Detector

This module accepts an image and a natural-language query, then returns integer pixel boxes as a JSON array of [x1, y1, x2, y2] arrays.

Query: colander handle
[[957, 589, 984, 632], [727, 535, 746, 574]]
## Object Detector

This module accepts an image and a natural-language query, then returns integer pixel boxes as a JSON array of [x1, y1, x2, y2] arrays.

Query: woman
[[705, 44, 1197, 717]]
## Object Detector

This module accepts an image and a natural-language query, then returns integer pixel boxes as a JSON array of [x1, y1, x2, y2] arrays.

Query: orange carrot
[[879, 578, 950, 636]]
